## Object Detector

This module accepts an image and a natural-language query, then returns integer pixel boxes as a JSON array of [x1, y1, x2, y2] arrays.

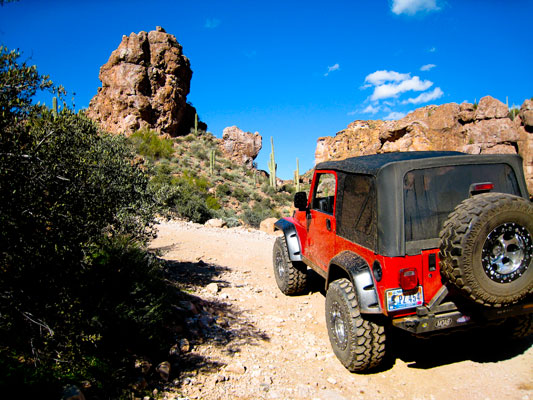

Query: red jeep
[[273, 151, 533, 371]]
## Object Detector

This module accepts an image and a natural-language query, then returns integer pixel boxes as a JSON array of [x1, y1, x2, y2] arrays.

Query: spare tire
[[439, 192, 533, 307]]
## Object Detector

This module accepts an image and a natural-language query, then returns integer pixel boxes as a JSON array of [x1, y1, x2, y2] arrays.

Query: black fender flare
[[274, 219, 302, 262], [327, 251, 381, 314]]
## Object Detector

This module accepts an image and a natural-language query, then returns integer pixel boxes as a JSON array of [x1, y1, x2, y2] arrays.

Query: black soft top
[[316, 151, 465, 175], [314, 151, 529, 256]]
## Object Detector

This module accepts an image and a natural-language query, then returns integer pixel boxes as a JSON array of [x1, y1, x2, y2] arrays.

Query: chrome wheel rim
[[275, 250, 286, 279], [482, 222, 532, 283], [331, 302, 347, 350]]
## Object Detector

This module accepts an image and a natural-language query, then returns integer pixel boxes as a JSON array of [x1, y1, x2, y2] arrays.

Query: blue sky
[[1, 0, 532, 178]]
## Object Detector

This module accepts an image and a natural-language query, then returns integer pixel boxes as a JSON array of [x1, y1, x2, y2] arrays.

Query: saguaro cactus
[[268, 137, 277, 189], [294, 158, 300, 192], [194, 113, 198, 135], [52, 97, 58, 118], [209, 149, 216, 175]]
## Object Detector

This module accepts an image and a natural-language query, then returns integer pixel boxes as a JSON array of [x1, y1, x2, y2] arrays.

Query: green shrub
[[129, 128, 175, 160], [222, 171, 234, 181], [206, 195, 221, 210], [190, 142, 207, 160], [216, 183, 231, 197], [0, 47, 171, 396], [151, 176, 214, 223], [233, 187, 249, 202], [508, 107, 520, 121], [242, 204, 277, 228], [261, 181, 276, 195]]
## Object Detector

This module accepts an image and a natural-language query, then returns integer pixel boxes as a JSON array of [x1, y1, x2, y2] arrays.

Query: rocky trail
[[149, 220, 533, 400]]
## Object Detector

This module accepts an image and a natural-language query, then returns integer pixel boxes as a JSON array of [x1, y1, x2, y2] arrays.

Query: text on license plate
[[386, 286, 424, 311]]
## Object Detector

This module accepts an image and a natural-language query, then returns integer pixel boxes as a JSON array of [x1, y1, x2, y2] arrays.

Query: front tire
[[272, 236, 307, 295], [325, 278, 386, 372]]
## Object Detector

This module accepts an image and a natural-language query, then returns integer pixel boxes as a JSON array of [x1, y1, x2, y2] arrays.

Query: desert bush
[[241, 203, 278, 228], [0, 48, 174, 397], [508, 106, 520, 121], [129, 127, 174, 160], [151, 175, 214, 223], [232, 187, 249, 202], [216, 183, 231, 197], [206, 195, 221, 210]]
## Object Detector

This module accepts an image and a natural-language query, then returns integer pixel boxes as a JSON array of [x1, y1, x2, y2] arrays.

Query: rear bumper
[[392, 301, 533, 335]]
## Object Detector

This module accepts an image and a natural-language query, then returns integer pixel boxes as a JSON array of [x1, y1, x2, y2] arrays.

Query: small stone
[[206, 282, 219, 295], [178, 300, 199, 314], [62, 385, 86, 400], [156, 361, 171, 381], [169, 344, 180, 357], [179, 338, 191, 352], [135, 359, 152, 375], [225, 361, 246, 374], [205, 218, 227, 228], [327, 377, 337, 385]]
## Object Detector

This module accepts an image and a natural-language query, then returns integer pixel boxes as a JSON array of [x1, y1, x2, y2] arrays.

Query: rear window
[[404, 163, 520, 242]]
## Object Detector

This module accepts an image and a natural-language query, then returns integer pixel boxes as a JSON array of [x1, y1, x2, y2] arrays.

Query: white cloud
[[362, 104, 380, 114], [420, 63, 436, 71], [364, 70, 410, 86], [324, 63, 340, 77], [205, 18, 221, 29], [402, 87, 444, 104], [357, 68, 443, 122], [370, 76, 433, 101], [391, 0, 440, 16], [384, 111, 407, 120]]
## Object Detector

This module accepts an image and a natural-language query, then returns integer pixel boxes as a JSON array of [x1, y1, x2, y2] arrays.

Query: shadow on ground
[[162, 259, 270, 378], [387, 326, 532, 370], [298, 268, 532, 372]]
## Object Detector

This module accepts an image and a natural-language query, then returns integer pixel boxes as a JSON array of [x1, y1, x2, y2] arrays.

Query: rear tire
[[272, 236, 307, 295], [439, 193, 533, 307], [325, 278, 386, 372]]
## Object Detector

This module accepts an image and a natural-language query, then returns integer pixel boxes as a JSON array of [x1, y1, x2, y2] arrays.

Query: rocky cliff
[[316, 96, 533, 193], [87, 27, 204, 136]]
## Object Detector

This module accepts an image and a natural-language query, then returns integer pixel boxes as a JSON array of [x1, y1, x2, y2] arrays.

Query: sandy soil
[[149, 219, 533, 400]]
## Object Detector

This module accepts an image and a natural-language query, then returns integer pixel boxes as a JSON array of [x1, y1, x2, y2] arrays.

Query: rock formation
[[87, 27, 205, 136], [315, 96, 533, 193], [220, 126, 262, 168]]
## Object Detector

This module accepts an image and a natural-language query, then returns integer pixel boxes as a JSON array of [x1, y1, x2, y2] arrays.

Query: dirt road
[[150, 220, 533, 400]]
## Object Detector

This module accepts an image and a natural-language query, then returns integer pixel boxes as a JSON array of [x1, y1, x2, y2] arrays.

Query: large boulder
[[220, 126, 262, 168], [474, 96, 509, 120], [87, 27, 204, 136], [520, 99, 533, 131]]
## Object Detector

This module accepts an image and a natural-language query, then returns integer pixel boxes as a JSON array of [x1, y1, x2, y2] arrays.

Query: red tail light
[[470, 182, 494, 195], [399, 268, 418, 291]]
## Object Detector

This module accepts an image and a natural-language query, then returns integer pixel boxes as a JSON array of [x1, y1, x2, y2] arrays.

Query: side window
[[311, 173, 336, 215], [337, 174, 376, 249]]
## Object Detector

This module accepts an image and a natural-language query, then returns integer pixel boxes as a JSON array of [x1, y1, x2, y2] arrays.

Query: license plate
[[386, 287, 424, 311]]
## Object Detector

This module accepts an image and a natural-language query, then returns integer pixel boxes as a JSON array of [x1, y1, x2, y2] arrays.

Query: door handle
[[326, 219, 331, 231]]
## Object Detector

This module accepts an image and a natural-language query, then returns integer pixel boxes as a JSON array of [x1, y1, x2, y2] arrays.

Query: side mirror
[[294, 191, 308, 211]]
